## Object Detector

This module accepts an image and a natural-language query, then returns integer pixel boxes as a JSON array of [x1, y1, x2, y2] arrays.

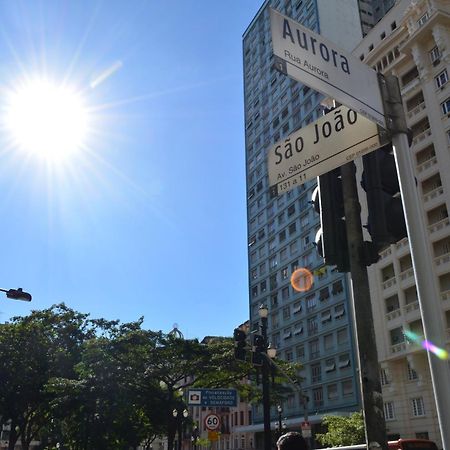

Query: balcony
[[417, 155, 437, 174], [435, 252, 450, 268], [382, 276, 397, 290], [428, 217, 450, 235], [423, 185, 444, 203], [401, 77, 421, 97], [412, 128, 432, 147], [399, 267, 414, 282], [390, 342, 407, 355], [386, 308, 402, 321], [407, 101, 426, 121], [403, 300, 420, 315]]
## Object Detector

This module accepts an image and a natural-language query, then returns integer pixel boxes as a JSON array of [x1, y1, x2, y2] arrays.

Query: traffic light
[[361, 143, 407, 251], [233, 328, 247, 361], [312, 167, 350, 273], [252, 334, 265, 366]]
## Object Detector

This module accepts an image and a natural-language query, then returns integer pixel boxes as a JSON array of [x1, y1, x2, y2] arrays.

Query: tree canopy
[[0, 304, 300, 450], [315, 412, 365, 447]]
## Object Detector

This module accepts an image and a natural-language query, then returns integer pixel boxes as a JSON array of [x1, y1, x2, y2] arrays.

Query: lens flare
[[404, 330, 448, 360], [291, 268, 314, 292]]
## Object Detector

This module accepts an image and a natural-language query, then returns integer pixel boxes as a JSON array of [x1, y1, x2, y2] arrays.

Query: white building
[[353, 0, 450, 445]]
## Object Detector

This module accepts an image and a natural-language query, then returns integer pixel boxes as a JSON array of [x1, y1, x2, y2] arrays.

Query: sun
[[3, 78, 90, 162]]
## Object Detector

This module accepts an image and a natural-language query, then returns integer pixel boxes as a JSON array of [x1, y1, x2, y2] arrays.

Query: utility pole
[[341, 161, 388, 449]]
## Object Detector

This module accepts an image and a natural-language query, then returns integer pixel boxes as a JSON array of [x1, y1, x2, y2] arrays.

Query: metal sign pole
[[381, 75, 450, 449]]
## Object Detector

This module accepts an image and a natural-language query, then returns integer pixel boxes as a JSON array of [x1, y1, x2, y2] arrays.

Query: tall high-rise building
[[242, 0, 377, 444], [353, 0, 449, 445]]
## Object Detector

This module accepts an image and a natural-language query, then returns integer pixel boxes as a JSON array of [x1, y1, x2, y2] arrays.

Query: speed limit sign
[[205, 413, 220, 431]]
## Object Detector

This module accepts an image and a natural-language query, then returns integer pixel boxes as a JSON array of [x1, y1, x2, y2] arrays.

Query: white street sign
[[268, 106, 380, 194], [205, 414, 220, 431], [270, 8, 386, 129]]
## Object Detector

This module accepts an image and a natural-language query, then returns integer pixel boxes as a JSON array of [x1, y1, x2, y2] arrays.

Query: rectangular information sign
[[270, 8, 386, 128], [268, 106, 380, 195], [188, 389, 237, 407]]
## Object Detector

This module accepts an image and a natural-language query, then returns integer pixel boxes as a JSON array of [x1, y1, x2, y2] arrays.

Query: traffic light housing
[[361, 143, 407, 251], [312, 168, 350, 273], [252, 334, 265, 366], [233, 328, 247, 361]]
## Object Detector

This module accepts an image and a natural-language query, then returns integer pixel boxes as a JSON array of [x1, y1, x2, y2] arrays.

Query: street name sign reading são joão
[[268, 105, 380, 194], [270, 8, 386, 129]]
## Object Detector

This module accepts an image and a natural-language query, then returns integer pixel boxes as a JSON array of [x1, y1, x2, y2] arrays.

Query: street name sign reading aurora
[[269, 8, 386, 129], [268, 106, 380, 194]]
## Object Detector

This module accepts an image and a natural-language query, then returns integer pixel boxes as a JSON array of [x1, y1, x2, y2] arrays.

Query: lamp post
[[0, 287, 32, 302], [258, 304, 272, 450], [277, 405, 283, 438], [173, 407, 188, 450]]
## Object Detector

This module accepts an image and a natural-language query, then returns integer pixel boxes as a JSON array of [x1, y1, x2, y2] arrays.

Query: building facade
[[242, 0, 377, 444], [353, 0, 449, 445]]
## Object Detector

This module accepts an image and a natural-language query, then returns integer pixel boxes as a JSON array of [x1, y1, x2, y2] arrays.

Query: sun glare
[[3, 79, 89, 162]]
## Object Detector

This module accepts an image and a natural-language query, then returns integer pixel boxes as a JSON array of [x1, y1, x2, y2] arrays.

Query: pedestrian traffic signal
[[252, 334, 265, 366], [233, 328, 247, 361], [312, 168, 350, 273], [361, 143, 407, 251]]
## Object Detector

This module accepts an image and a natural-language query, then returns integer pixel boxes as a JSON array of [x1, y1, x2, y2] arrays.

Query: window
[[294, 322, 303, 335], [342, 379, 353, 397], [325, 357, 335, 373], [306, 294, 317, 311], [321, 310, 332, 323], [441, 97, 450, 114], [283, 327, 292, 340], [407, 362, 418, 380], [380, 368, 390, 386], [327, 384, 338, 400], [324, 333, 334, 350], [380, 31, 386, 40], [417, 12, 429, 27], [391, 21, 397, 30], [338, 353, 351, 369], [282, 286, 289, 300], [308, 317, 318, 336], [289, 222, 297, 235], [296, 345, 305, 359], [251, 269, 257, 280], [313, 387, 323, 406], [291, 260, 299, 272], [260, 262, 266, 276], [271, 293, 278, 307], [252, 286, 258, 298], [332, 280, 343, 295], [311, 363, 322, 383], [319, 287, 330, 301], [290, 240, 298, 255], [334, 304, 345, 319], [293, 301, 302, 314], [287, 204, 296, 216], [430, 46, 441, 64], [411, 397, 425, 417], [384, 402, 395, 421], [279, 229, 286, 243], [281, 267, 288, 280], [436, 70, 448, 88], [309, 338, 319, 358], [337, 328, 348, 345], [283, 306, 291, 320]]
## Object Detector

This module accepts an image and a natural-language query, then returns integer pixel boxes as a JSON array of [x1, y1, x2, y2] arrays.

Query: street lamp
[[0, 287, 32, 302], [173, 407, 189, 450], [258, 304, 272, 450], [277, 405, 283, 438]]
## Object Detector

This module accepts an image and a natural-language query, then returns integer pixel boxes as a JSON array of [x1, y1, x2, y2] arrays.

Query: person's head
[[276, 432, 308, 450]]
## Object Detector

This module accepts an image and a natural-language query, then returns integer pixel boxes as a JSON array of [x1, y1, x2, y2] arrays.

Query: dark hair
[[277, 432, 308, 450]]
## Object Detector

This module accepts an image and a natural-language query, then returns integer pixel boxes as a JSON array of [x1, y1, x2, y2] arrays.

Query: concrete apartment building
[[353, 0, 449, 445], [242, 0, 386, 444]]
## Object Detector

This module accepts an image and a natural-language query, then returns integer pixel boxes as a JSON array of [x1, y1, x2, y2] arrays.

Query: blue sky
[[0, 1, 263, 338]]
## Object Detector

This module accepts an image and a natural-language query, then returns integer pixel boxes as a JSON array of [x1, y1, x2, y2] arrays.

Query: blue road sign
[[188, 389, 237, 407]]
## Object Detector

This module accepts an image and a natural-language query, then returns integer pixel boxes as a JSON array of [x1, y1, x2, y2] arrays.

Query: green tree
[[315, 412, 365, 447]]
